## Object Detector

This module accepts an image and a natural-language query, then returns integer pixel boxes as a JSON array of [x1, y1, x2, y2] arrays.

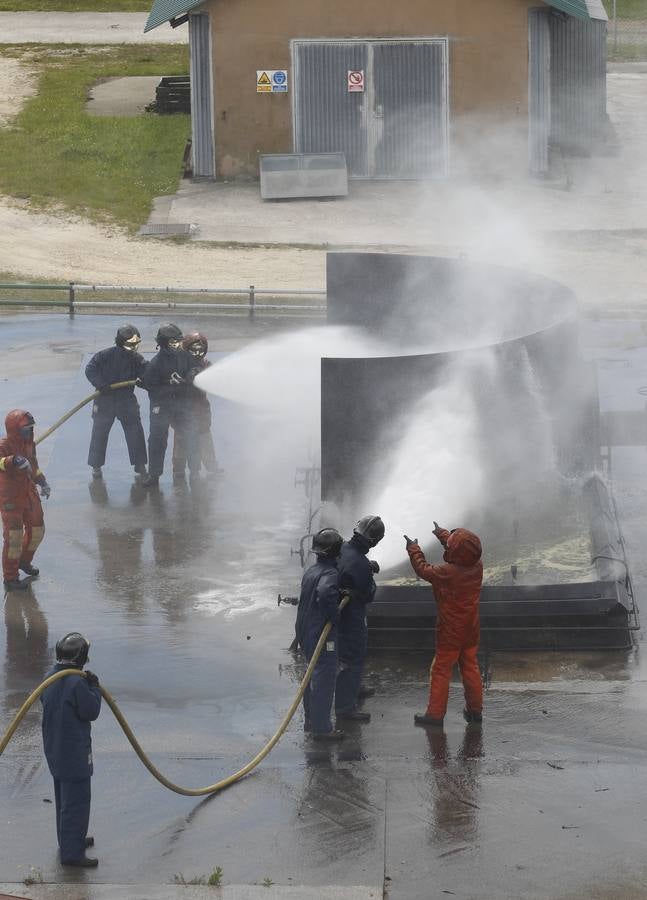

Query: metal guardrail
[[0, 282, 327, 319]]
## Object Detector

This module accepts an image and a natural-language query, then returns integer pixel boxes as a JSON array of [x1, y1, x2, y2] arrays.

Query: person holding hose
[[296, 528, 345, 741], [0, 410, 51, 592], [404, 523, 483, 728], [85, 324, 148, 480], [335, 515, 385, 723], [40, 632, 101, 868]]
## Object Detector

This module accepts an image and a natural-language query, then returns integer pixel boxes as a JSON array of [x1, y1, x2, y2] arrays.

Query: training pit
[[321, 253, 636, 651]]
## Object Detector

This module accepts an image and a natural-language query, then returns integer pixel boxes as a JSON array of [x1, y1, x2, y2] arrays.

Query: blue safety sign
[[272, 70, 288, 92], [257, 69, 288, 93]]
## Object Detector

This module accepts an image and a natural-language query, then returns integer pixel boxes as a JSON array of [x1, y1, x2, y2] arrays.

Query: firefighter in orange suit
[[0, 410, 51, 591], [404, 523, 483, 728]]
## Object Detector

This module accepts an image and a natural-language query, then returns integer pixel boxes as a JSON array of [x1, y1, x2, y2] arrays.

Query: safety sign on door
[[347, 70, 365, 93], [257, 70, 289, 93]]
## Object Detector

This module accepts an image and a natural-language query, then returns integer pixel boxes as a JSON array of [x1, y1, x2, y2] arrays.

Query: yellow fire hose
[[35, 381, 137, 446], [0, 597, 349, 796]]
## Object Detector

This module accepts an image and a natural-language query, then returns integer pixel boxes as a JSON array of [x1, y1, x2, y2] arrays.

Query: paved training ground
[[1, 313, 647, 899]]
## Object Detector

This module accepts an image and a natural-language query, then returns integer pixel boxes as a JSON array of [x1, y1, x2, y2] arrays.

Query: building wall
[[204, 0, 540, 178]]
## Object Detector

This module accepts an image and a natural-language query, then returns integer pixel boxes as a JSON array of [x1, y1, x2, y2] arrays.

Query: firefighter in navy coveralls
[[140, 323, 200, 487], [296, 528, 345, 741], [40, 632, 101, 868], [85, 324, 148, 480], [335, 515, 385, 723]]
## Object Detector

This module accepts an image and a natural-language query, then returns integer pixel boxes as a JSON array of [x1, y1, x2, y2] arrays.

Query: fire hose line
[[0, 598, 349, 797], [34, 381, 137, 446]]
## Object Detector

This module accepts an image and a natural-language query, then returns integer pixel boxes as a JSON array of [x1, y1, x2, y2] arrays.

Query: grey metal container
[[259, 153, 348, 200]]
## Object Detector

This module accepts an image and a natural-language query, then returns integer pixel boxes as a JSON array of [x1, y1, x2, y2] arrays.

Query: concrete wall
[[203, 0, 540, 178]]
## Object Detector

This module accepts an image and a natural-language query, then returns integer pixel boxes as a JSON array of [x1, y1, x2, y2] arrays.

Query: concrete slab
[[2, 313, 647, 900], [0, 13, 187, 45], [86, 76, 161, 118]]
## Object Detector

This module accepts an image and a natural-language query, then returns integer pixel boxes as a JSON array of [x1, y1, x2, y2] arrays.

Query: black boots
[[141, 474, 159, 488], [463, 709, 483, 725], [414, 714, 444, 728], [311, 730, 345, 742], [336, 709, 371, 723], [62, 856, 98, 868]]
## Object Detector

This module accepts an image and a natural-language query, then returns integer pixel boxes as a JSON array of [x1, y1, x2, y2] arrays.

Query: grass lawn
[[0, 45, 189, 230], [0, 1, 151, 9], [605, 0, 647, 18]]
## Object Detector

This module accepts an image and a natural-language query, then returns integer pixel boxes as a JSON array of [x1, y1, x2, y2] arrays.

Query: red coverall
[[407, 527, 483, 720], [0, 410, 46, 583]]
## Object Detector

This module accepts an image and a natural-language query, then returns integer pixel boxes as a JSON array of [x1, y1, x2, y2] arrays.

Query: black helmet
[[55, 632, 90, 667], [353, 515, 385, 547], [155, 323, 183, 349], [115, 324, 141, 351], [312, 528, 343, 559]]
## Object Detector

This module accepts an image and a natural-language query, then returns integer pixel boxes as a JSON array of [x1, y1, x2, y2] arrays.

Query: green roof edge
[[544, 0, 608, 21], [144, 0, 204, 33]]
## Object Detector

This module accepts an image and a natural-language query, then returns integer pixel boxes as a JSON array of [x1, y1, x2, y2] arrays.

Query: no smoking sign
[[347, 70, 364, 93]]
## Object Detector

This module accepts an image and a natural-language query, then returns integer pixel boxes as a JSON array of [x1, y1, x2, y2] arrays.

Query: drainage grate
[[138, 223, 193, 237]]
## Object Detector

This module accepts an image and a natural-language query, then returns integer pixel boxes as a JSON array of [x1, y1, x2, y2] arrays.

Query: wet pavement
[[1, 313, 647, 899]]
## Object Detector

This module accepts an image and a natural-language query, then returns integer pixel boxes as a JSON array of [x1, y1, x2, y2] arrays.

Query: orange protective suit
[[0, 410, 46, 583], [407, 527, 483, 720]]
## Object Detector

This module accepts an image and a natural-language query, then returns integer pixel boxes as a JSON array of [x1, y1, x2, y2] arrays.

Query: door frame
[[291, 37, 450, 179]]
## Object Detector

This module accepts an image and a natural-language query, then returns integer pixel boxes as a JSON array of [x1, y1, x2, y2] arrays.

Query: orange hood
[[443, 528, 482, 566]]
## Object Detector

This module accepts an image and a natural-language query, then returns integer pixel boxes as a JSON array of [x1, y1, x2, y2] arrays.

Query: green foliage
[[0, 1, 150, 9], [173, 866, 223, 887], [0, 45, 189, 230], [262, 876, 275, 887], [604, 0, 647, 19], [207, 867, 224, 887]]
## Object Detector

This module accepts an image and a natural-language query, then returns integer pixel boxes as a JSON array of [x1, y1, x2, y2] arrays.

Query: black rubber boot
[[19, 563, 39, 576], [133, 465, 147, 477], [414, 713, 444, 728], [463, 709, 483, 725], [91, 467, 102, 480], [311, 730, 345, 742], [142, 474, 159, 488], [61, 856, 98, 868], [336, 709, 371, 723], [4, 578, 29, 592]]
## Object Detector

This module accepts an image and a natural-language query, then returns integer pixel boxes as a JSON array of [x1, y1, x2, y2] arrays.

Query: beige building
[[145, 0, 608, 180]]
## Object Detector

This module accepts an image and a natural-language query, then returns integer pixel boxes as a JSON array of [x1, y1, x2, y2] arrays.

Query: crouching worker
[[41, 632, 101, 868], [0, 410, 51, 592], [296, 528, 345, 742], [404, 523, 483, 728]]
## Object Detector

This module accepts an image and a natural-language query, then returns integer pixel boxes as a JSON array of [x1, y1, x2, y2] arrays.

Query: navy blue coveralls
[[85, 346, 148, 469], [40, 665, 101, 863], [141, 347, 199, 478], [335, 535, 376, 714], [296, 558, 341, 734]]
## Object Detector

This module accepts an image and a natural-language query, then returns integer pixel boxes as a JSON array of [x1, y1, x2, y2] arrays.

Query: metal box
[[259, 153, 348, 200]]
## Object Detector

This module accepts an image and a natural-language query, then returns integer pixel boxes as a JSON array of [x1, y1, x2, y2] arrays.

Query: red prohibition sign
[[349, 71, 363, 85]]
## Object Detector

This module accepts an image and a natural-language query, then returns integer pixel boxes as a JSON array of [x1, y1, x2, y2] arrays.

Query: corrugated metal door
[[293, 40, 448, 178], [294, 41, 369, 177], [528, 8, 552, 176], [550, 13, 607, 155], [189, 13, 214, 177], [372, 41, 447, 178]]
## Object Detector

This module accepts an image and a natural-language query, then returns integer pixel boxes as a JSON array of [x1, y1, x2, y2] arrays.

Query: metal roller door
[[293, 39, 448, 179]]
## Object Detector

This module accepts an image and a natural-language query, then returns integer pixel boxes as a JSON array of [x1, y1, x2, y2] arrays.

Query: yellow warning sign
[[256, 70, 272, 92]]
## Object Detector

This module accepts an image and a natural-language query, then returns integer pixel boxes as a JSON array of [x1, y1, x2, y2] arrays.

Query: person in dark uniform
[[172, 331, 221, 478], [335, 515, 385, 723], [85, 324, 148, 480], [296, 528, 345, 742], [140, 323, 199, 487], [40, 632, 101, 868]]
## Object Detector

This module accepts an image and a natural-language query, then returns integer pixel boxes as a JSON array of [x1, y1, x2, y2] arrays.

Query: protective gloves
[[84, 670, 100, 688], [403, 534, 418, 549], [39, 481, 51, 499], [12, 455, 30, 471], [169, 372, 185, 385], [369, 560, 380, 574]]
